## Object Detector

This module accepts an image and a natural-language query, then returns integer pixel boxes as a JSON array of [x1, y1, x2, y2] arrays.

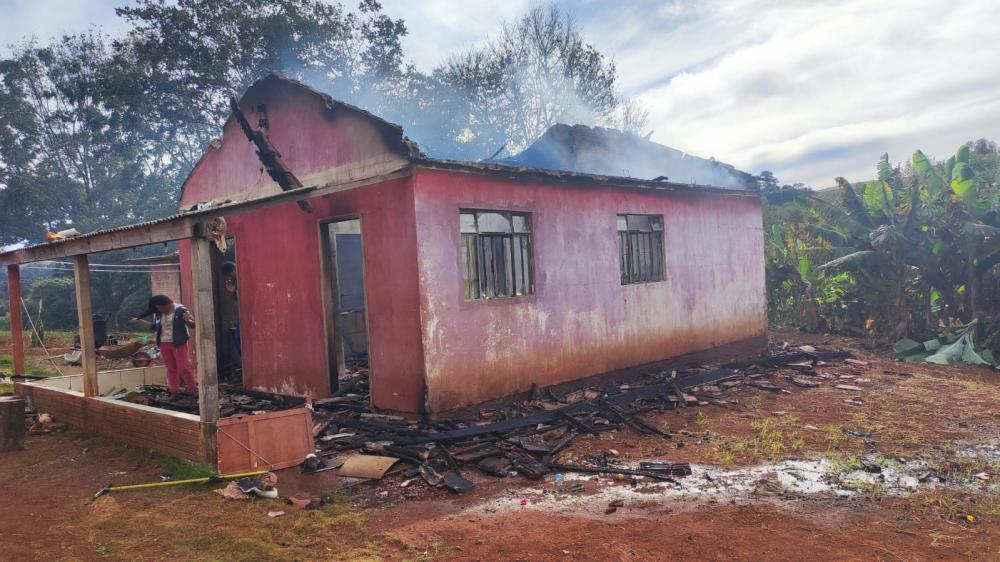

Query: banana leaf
[[906, 321, 997, 368], [805, 224, 850, 246], [925, 337, 971, 365], [912, 150, 945, 196], [895, 337, 942, 363], [837, 177, 874, 228], [962, 222, 1000, 238], [951, 161, 975, 196], [895, 338, 922, 354]]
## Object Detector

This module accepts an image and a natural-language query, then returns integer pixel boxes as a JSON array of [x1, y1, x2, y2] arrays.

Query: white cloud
[[583, 0, 1000, 186], [378, 0, 532, 71], [0, 0, 127, 49], [2, 0, 999, 187]]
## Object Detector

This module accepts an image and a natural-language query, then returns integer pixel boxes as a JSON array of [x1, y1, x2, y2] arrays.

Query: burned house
[[5, 74, 764, 468]]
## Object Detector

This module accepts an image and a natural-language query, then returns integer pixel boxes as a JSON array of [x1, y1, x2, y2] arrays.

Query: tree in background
[[0, 34, 177, 246], [764, 141, 1000, 355], [434, 4, 639, 160], [0, 0, 646, 325], [1, 0, 639, 246], [111, 0, 408, 174]]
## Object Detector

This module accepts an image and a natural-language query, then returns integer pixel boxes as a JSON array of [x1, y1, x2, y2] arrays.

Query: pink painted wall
[[172, 74, 764, 415], [411, 167, 766, 412], [179, 178, 426, 412], [179, 74, 408, 208], [176, 75, 425, 412]]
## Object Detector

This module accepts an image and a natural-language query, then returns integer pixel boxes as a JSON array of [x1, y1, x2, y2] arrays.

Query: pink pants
[[160, 342, 197, 393]]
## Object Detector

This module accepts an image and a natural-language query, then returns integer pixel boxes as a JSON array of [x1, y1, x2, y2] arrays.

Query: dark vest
[[154, 305, 191, 347]]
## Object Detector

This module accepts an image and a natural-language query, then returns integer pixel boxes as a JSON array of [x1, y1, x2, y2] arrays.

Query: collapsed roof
[[495, 124, 755, 190]]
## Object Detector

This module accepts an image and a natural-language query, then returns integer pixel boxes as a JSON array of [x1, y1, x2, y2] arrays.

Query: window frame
[[460, 209, 534, 300], [617, 213, 665, 285]]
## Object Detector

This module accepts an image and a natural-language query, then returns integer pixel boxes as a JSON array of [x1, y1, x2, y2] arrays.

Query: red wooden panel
[[216, 407, 313, 474]]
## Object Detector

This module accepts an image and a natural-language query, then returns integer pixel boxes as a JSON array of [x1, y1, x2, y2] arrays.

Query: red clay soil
[[373, 500, 1000, 561], [3, 331, 1000, 561]]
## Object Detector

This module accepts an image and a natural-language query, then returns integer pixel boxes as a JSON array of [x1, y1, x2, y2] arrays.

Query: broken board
[[337, 454, 399, 479]]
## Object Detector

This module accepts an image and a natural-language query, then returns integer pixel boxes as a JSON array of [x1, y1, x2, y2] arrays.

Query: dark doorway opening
[[320, 219, 369, 393], [211, 237, 242, 384]]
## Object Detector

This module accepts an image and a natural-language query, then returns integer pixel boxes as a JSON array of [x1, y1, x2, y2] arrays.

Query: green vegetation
[[156, 456, 216, 481], [0, 353, 62, 377], [764, 140, 1000, 357], [709, 417, 806, 465]]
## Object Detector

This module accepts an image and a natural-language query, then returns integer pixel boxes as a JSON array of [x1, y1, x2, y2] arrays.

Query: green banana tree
[[799, 154, 929, 340], [912, 145, 1000, 327]]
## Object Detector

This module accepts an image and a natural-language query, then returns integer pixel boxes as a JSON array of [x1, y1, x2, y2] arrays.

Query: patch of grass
[[0, 353, 63, 377], [708, 417, 805, 464], [839, 476, 884, 498], [914, 489, 1000, 522], [81, 487, 381, 561], [0, 382, 12, 396], [822, 451, 862, 473], [157, 456, 215, 480]]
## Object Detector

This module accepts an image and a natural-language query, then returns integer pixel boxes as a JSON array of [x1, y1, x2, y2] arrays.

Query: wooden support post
[[6, 265, 25, 377], [190, 236, 220, 469], [73, 255, 98, 397]]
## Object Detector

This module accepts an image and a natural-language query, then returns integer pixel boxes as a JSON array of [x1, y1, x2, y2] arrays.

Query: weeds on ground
[[745, 392, 764, 411], [0, 353, 63, 377], [157, 455, 215, 480], [929, 448, 1000, 484], [908, 489, 1000, 523], [708, 417, 805, 465], [82, 487, 379, 561]]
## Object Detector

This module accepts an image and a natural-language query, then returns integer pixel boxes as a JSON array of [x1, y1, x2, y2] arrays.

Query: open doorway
[[211, 237, 242, 384], [320, 219, 369, 392]]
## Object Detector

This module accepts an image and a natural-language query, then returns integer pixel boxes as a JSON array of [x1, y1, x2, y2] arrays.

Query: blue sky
[[2, 0, 999, 187]]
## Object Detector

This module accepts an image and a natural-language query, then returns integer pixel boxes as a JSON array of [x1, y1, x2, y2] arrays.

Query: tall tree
[[112, 0, 408, 173], [433, 4, 640, 160], [0, 34, 176, 247]]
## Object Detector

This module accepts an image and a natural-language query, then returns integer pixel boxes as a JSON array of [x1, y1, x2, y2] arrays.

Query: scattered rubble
[[301, 345, 859, 494], [35, 345, 894, 501], [471, 442, 1000, 516]]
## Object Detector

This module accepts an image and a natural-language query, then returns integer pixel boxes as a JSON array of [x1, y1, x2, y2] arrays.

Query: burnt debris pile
[[115, 346, 857, 494], [307, 344, 854, 493], [117, 384, 305, 417]]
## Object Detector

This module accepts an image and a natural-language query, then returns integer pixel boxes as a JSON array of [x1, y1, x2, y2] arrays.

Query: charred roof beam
[[229, 97, 314, 213]]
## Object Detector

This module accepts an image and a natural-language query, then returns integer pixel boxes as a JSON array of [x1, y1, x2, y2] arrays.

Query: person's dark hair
[[221, 261, 236, 275], [137, 294, 173, 319]]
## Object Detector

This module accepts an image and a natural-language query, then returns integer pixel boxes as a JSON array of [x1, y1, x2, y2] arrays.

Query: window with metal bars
[[617, 214, 664, 284], [460, 211, 533, 299]]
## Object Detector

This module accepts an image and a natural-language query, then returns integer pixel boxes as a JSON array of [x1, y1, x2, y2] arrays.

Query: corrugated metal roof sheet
[[1, 184, 316, 262]]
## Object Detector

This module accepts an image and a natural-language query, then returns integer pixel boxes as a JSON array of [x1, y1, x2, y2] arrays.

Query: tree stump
[[0, 397, 26, 452]]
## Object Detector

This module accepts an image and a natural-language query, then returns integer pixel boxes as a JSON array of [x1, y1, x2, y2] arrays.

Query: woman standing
[[131, 295, 197, 396]]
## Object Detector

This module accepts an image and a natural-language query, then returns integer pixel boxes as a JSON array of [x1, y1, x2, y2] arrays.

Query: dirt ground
[[3, 331, 1000, 561]]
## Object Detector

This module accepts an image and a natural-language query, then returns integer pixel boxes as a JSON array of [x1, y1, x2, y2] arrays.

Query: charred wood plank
[[229, 97, 313, 213], [556, 409, 598, 435], [391, 369, 737, 445], [547, 462, 679, 483]]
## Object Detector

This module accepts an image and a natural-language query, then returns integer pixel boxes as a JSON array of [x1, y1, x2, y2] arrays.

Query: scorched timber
[[316, 368, 737, 444]]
